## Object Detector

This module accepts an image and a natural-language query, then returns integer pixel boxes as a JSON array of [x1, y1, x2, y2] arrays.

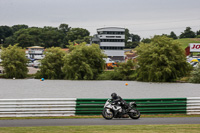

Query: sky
[[0, 0, 200, 38]]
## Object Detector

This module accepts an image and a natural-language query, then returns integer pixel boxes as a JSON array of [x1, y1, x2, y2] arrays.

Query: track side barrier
[[1, 97, 199, 117], [0, 98, 76, 117], [187, 97, 200, 115], [75, 98, 187, 115]]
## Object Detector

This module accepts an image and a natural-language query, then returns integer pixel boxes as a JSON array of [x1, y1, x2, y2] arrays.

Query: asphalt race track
[[0, 117, 200, 127]]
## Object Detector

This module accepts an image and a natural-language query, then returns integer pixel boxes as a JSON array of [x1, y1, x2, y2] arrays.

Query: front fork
[[106, 108, 119, 116], [106, 108, 112, 114]]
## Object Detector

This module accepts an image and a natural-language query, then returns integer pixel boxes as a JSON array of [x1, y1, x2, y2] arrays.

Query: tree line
[[1, 24, 200, 49], [0, 24, 142, 48], [0, 43, 106, 80], [0, 24, 90, 48], [141, 27, 200, 43]]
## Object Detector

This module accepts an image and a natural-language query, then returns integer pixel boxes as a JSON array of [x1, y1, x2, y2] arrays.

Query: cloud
[[1, 0, 200, 38]]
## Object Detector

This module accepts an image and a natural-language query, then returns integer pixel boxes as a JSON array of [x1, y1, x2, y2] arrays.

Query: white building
[[91, 27, 125, 61], [26, 46, 45, 60]]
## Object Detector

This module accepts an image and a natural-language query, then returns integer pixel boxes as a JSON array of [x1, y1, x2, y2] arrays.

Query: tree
[[97, 60, 137, 80], [135, 36, 192, 82], [189, 64, 200, 83], [131, 34, 141, 42], [0, 26, 13, 43], [62, 43, 106, 80], [1, 24, 89, 48], [8, 26, 66, 48], [125, 28, 130, 44], [179, 27, 196, 38], [161, 34, 168, 37], [197, 30, 200, 36], [126, 34, 141, 48], [59, 23, 70, 34], [196, 30, 200, 38], [141, 38, 151, 43], [8, 28, 43, 47], [4, 36, 15, 46], [15, 31, 35, 47], [115, 60, 136, 80], [0, 44, 28, 78], [12, 24, 28, 33], [73, 36, 91, 44], [36, 47, 66, 79], [66, 28, 90, 42], [40, 28, 64, 48], [169, 31, 178, 39], [125, 29, 141, 48]]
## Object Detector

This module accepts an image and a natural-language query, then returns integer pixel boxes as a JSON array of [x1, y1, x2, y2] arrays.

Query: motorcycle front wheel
[[102, 108, 114, 120], [128, 109, 140, 119]]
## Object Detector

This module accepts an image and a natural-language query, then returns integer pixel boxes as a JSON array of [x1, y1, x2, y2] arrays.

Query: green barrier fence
[[75, 98, 187, 115]]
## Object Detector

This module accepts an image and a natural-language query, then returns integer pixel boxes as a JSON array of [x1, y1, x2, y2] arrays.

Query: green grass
[[0, 114, 200, 120], [0, 74, 35, 79], [0, 73, 4, 78], [97, 70, 136, 80], [0, 124, 200, 133], [26, 74, 36, 78], [176, 38, 200, 49]]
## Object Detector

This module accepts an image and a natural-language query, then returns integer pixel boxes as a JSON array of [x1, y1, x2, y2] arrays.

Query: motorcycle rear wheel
[[102, 108, 114, 120], [129, 109, 140, 119]]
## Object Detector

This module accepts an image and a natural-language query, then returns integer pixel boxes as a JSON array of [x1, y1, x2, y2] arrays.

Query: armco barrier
[[0, 97, 199, 117], [0, 98, 76, 117], [75, 98, 187, 115], [187, 97, 200, 115]]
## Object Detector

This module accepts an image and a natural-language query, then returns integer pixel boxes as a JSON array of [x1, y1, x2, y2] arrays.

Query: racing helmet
[[111, 93, 117, 99]]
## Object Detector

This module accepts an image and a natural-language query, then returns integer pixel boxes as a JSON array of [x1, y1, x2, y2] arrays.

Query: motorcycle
[[102, 99, 140, 120]]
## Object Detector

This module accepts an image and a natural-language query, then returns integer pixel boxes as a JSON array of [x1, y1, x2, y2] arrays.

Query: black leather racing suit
[[111, 96, 128, 110]]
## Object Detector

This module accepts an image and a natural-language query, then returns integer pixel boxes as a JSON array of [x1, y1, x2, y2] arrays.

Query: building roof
[[97, 27, 125, 30], [126, 53, 137, 57], [97, 27, 125, 32]]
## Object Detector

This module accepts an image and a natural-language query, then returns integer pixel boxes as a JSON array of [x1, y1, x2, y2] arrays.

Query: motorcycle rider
[[111, 93, 129, 113]]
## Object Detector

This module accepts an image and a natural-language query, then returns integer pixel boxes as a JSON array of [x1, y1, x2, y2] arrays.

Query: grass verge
[[0, 114, 200, 120], [0, 124, 200, 133], [176, 38, 200, 50]]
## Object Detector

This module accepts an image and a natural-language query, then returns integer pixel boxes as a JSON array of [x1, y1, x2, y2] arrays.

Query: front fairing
[[104, 99, 112, 108], [104, 99, 122, 111]]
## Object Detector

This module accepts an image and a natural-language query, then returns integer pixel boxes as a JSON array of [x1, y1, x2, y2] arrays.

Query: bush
[[189, 64, 200, 83], [36, 47, 66, 79], [62, 43, 106, 80], [0, 74, 5, 78], [97, 60, 137, 80], [0, 44, 28, 79], [135, 36, 192, 82], [97, 71, 122, 80], [115, 60, 136, 80]]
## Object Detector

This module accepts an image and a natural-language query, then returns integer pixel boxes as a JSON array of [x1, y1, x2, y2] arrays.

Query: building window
[[100, 39, 124, 42], [106, 36, 115, 38], [99, 31, 125, 35], [100, 46, 124, 50]]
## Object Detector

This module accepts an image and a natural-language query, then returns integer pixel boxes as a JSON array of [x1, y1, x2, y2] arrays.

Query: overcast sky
[[0, 0, 200, 38]]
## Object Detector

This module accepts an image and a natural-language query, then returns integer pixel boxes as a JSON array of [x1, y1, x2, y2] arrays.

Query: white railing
[[1, 97, 199, 117], [187, 97, 200, 115], [0, 98, 76, 117]]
